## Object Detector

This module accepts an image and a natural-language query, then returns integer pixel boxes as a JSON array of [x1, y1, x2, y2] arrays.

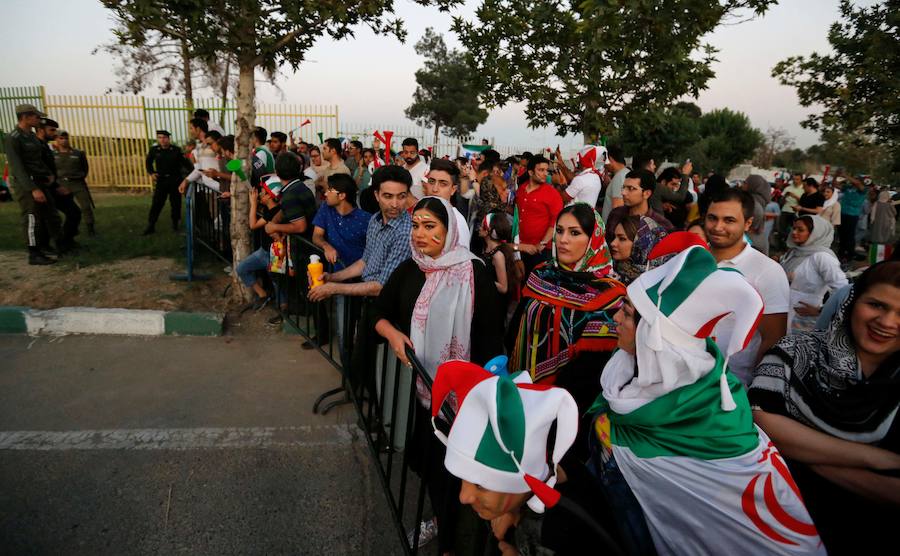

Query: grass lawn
[[0, 192, 190, 267]]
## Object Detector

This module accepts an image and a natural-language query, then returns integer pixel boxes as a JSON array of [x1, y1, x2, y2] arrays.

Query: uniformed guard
[[36, 117, 82, 250], [144, 130, 191, 235], [54, 130, 95, 235], [3, 104, 60, 265]]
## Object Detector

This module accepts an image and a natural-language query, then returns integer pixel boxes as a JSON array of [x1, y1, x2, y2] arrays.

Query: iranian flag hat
[[262, 175, 284, 199], [431, 360, 579, 513], [627, 241, 764, 411], [577, 145, 608, 170]]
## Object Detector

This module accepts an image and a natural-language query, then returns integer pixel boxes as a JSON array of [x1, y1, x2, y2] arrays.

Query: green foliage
[[683, 109, 763, 174], [772, 0, 900, 169], [453, 0, 775, 139], [612, 102, 702, 161], [405, 29, 489, 142]]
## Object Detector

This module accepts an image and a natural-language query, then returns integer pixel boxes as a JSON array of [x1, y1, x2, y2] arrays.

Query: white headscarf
[[781, 215, 837, 275], [410, 196, 480, 405]]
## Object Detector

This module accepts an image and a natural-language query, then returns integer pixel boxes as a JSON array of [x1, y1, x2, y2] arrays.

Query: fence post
[[170, 183, 211, 282]]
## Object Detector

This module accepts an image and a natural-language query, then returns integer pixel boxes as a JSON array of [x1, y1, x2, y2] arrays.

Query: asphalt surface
[[0, 334, 404, 555]]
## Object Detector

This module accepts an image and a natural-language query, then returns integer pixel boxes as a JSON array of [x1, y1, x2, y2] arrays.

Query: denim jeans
[[236, 247, 269, 288]]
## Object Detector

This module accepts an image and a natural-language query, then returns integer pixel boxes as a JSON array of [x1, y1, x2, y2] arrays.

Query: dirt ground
[[0, 252, 283, 335]]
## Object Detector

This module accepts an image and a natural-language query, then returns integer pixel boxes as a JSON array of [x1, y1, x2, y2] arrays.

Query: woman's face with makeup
[[412, 208, 447, 257]]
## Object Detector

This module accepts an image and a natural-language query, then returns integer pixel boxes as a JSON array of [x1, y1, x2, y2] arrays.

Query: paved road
[[0, 334, 403, 555]]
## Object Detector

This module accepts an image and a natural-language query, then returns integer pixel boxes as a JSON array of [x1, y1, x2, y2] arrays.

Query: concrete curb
[[0, 306, 223, 337]]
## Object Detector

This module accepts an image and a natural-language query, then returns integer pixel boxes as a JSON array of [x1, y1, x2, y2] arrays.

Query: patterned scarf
[[614, 216, 670, 285], [510, 205, 625, 383], [752, 288, 900, 444], [410, 197, 480, 405]]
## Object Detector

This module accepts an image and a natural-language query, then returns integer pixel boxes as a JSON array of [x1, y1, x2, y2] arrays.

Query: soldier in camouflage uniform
[[3, 104, 61, 265], [54, 130, 95, 235]]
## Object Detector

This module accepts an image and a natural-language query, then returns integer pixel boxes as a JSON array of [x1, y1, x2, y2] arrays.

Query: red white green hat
[[431, 360, 579, 513], [627, 240, 764, 411], [577, 145, 608, 170], [262, 175, 283, 199]]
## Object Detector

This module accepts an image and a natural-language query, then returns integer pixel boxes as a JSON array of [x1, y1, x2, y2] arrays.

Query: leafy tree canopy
[[405, 28, 489, 142], [452, 0, 775, 140], [773, 0, 900, 169]]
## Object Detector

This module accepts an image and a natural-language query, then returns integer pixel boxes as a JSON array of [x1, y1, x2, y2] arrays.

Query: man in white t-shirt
[[422, 158, 471, 247], [562, 145, 606, 207], [705, 188, 789, 386], [401, 137, 427, 201], [194, 108, 225, 136], [601, 144, 628, 222]]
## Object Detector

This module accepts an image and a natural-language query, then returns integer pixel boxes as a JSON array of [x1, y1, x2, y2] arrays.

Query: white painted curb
[[25, 307, 166, 336]]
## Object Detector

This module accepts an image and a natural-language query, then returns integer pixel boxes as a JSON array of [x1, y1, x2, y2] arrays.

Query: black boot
[[142, 225, 155, 236], [29, 250, 56, 265]]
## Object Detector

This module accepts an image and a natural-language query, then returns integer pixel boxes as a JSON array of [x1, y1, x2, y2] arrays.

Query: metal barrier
[[192, 183, 232, 265]]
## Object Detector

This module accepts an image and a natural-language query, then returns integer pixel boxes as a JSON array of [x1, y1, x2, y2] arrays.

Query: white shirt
[[406, 158, 428, 200], [206, 120, 226, 136], [786, 252, 848, 331], [566, 170, 602, 207], [453, 207, 471, 248], [714, 242, 790, 386], [602, 166, 629, 222]]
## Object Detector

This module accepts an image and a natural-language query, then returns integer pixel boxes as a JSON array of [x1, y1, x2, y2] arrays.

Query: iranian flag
[[592, 244, 824, 555], [461, 144, 492, 159], [869, 243, 893, 264]]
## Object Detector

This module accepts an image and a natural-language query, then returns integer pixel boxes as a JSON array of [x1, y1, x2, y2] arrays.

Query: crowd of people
[[5, 99, 899, 554], [211, 129, 897, 555]]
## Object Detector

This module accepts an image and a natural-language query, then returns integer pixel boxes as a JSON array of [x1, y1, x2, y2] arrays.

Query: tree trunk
[[582, 99, 601, 145], [180, 37, 194, 113], [219, 57, 231, 127], [433, 122, 440, 147], [230, 60, 255, 301]]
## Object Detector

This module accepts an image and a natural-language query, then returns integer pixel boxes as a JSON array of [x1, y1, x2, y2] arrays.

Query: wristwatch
[[513, 244, 519, 252]]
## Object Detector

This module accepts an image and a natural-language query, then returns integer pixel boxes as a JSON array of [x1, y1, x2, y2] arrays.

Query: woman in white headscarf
[[373, 195, 501, 554], [780, 215, 848, 332]]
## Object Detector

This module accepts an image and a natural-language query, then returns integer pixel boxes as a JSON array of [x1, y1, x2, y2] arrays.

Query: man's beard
[[404, 157, 418, 165]]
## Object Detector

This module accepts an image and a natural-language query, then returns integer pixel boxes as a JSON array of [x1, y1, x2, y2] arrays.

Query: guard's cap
[[58, 130, 69, 137], [156, 129, 171, 137], [39, 117, 59, 128], [15, 103, 46, 117]]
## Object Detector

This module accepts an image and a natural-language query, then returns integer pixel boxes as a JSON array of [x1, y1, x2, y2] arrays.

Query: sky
[[0, 0, 856, 151]]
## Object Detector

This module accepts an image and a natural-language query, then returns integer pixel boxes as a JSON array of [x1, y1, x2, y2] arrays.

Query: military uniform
[[145, 131, 191, 231], [54, 143, 94, 233], [3, 115, 63, 261], [39, 130, 82, 244]]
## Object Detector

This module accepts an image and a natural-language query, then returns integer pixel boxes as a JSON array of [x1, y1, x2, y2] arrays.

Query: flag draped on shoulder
[[592, 240, 823, 555]]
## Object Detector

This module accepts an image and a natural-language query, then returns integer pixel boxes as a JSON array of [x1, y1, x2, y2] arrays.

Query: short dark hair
[[429, 158, 460, 185], [527, 155, 550, 172], [632, 153, 654, 172], [482, 149, 500, 164], [478, 159, 498, 175], [625, 169, 656, 192], [804, 177, 819, 188], [189, 118, 208, 133], [401, 137, 419, 150], [658, 167, 682, 183], [271, 131, 287, 143], [218, 135, 235, 154], [708, 187, 755, 221], [607, 144, 625, 164], [350, 140, 363, 151], [371, 164, 412, 191], [324, 137, 342, 153], [206, 130, 222, 141], [252, 127, 267, 144], [193, 108, 210, 119], [413, 197, 450, 229], [328, 173, 358, 206], [275, 152, 303, 181]]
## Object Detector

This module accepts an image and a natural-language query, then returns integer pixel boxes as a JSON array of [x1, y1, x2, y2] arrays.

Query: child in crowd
[[480, 211, 523, 328]]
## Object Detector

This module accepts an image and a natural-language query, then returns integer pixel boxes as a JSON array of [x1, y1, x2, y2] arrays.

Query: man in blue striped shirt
[[308, 165, 412, 301]]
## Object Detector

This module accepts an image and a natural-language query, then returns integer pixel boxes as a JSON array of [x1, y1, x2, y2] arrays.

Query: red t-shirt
[[515, 183, 564, 247]]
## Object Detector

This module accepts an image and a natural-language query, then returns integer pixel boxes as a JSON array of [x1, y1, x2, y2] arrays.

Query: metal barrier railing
[[192, 183, 232, 265]]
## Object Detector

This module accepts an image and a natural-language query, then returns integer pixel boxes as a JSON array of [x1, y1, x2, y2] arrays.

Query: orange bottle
[[308, 254, 324, 288]]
